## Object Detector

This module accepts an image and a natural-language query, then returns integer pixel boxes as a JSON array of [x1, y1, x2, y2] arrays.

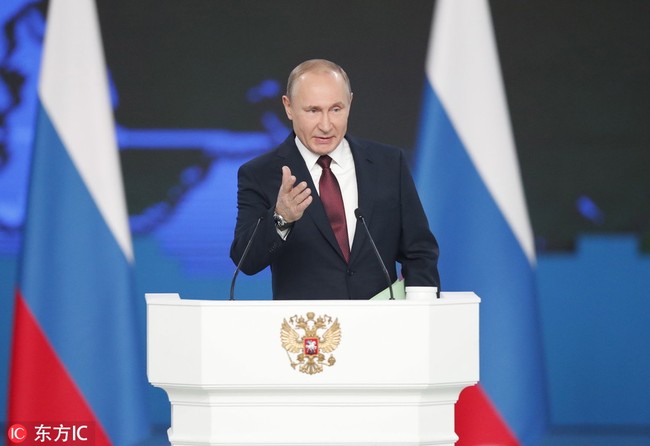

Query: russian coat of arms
[[280, 312, 341, 375]]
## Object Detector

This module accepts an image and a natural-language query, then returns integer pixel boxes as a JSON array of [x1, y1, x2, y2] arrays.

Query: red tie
[[317, 155, 350, 263]]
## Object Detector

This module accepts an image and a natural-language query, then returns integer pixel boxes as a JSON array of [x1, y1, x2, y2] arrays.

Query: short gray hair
[[286, 59, 352, 100]]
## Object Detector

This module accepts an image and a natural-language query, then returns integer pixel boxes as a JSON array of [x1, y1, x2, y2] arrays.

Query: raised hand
[[275, 166, 313, 222]]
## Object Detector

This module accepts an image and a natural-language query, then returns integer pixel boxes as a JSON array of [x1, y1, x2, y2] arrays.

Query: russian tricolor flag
[[414, 1, 547, 444], [8, 1, 149, 444]]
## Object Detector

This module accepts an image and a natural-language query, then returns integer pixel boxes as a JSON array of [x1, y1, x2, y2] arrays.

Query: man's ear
[[282, 95, 293, 121]]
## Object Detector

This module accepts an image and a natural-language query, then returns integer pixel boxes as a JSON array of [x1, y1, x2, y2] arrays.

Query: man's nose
[[318, 112, 333, 131]]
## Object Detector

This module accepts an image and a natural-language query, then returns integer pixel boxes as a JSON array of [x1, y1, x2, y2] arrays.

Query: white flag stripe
[[426, 0, 535, 264], [39, 0, 133, 262]]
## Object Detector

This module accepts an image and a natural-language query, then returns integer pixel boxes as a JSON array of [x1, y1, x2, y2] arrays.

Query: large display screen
[[1, 0, 648, 279]]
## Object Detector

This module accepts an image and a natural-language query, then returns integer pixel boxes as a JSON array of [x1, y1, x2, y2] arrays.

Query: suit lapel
[[348, 136, 377, 262]]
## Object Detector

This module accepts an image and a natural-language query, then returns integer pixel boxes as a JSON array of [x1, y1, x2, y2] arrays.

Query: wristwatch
[[273, 211, 293, 231]]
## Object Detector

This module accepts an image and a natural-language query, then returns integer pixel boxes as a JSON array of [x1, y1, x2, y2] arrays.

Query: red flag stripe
[[455, 385, 519, 445], [8, 289, 111, 445]]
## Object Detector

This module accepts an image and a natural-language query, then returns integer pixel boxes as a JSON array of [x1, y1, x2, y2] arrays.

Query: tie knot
[[317, 155, 332, 169]]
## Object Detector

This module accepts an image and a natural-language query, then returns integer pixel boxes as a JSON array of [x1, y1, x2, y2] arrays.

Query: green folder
[[370, 279, 406, 300]]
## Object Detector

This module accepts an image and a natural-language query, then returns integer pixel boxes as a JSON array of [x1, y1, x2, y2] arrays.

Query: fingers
[[291, 181, 312, 207], [276, 165, 312, 222], [280, 166, 298, 193]]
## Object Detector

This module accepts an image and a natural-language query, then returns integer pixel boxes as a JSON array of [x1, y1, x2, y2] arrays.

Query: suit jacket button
[[347, 269, 355, 276]]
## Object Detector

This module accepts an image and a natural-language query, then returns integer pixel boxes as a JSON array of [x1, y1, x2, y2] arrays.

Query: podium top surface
[[145, 292, 480, 307]]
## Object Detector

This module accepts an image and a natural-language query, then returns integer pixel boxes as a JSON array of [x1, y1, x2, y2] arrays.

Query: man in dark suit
[[230, 59, 439, 300]]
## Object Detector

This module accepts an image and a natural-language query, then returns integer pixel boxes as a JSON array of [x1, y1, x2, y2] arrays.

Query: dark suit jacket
[[230, 133, 440, 300]]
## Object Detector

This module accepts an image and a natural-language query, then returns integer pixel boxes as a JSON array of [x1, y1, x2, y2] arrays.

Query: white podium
[[146, 292, 479, 446]]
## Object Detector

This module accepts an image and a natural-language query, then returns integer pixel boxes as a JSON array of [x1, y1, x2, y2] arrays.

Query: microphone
[[230, 215, 264, 301], [355, 208, 394, 300]]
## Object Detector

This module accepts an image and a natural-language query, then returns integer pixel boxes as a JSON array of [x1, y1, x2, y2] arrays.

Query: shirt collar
[[294, 136, 351, 171]]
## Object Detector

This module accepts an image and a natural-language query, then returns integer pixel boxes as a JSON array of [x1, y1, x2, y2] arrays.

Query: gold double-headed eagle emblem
[[280, 312, 341, 375]]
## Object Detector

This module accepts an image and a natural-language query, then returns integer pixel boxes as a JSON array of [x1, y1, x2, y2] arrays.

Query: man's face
[[282, 71, 352, 156]]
